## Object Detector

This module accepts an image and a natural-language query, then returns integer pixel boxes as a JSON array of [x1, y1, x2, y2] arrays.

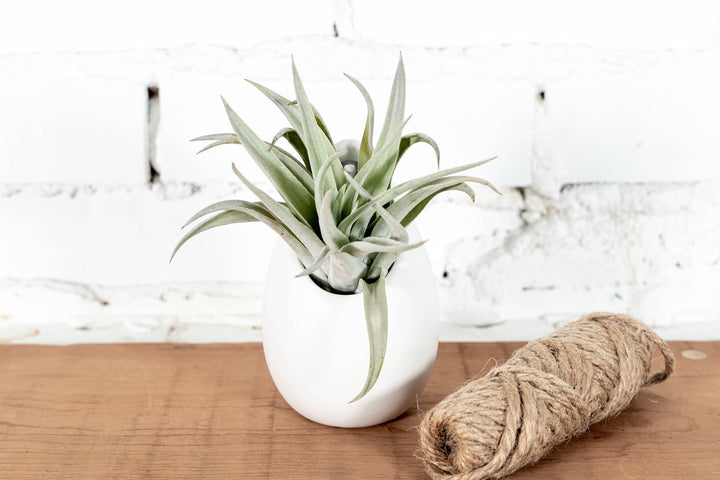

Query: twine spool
[[418, 313, 674, 480]]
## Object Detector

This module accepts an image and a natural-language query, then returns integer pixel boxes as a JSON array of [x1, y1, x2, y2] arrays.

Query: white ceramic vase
[[261, 226, 439, 428]]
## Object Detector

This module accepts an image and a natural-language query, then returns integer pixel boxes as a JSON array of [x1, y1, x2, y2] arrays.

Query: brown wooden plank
[[0, 341, 717, 479]]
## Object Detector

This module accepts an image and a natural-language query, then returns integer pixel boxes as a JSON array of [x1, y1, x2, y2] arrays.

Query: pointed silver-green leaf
[[291, 59, 344, 191], [367, 180, 488, 279], [339, 237, 427, 257], [191, 133, 238, 142], [282, 101, 334, 145], [342, 169, 408, 243], [222, 97, 316, 226], [400, 183, 476, 228], [344, 73, 374, 169], [375, 54, 405, 151], [327, 250, 367, 293], [350, 275, 389, 403], [314, 149, 347, 214], [398, 132, 440, 168], [190, 129, 312, 192], [397, 181, 476, 227], [271, 145, 314, 194], [313, 106, 334, 146], [195, 139, 238, 154], [335, 182, 350, 219], [371, 176, 490, 239], [366, 253, 396, 283], [445, 182, 476, 201], [191, 133, 241, 154], [317, 189, 349, 251], [171, 210, 256, 263], [181, 199, 270, 229], [338, 156, 498, 234], [269, 127, 310, 169], [171, 206, 326, 284], [354, 115, 412, 197], [231, 163, 326, 257], [269, 127, 295, 151], [296, 245, 330, 277], [246, 79, 304, 135], [338, 166, 360, 222]]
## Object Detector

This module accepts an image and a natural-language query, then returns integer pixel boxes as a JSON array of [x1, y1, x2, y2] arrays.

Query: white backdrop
[[1, 0, 719, 343]]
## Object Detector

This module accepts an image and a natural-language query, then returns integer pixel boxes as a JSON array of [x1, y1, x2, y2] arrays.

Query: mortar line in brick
[[147, 84, 160, 184]]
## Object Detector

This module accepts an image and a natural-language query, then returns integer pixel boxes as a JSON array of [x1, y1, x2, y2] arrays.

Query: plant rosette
[[171, 55, 499, 427]]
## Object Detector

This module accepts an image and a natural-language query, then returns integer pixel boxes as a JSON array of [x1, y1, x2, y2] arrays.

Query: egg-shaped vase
[[261, 227, 439, 428]]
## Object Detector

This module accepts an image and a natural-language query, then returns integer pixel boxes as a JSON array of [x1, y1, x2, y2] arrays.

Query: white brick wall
[[0, 79, 148, 184], [548, 77, 720, 183], [0, 187, 275, 284], [0, 0, 334, 54], [345, 0, 720, 49], [1, 1, 719, 344]]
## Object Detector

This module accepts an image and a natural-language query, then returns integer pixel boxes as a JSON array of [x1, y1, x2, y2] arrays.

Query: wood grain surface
[[0, 341, 717, 479]]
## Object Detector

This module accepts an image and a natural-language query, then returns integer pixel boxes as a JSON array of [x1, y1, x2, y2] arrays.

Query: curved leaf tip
[[349, 275, 389, 403]]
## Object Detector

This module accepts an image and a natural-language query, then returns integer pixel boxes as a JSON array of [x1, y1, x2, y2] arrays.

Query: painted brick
[[547, 77, 720, 183], [158, 72, 533, 186], [452, 183, 720, 325], [347, 0, 720, 50], [0, 79, 147, 184], [0, 188, 276, 284], [2, 4, 720, 345], [397, 79, 534, 187], [0, 0, 333, 54], [157, 73, 287, 185]]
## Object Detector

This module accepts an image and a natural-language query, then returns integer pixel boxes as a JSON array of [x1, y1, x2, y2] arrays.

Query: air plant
[[171, 54, 498, 401]]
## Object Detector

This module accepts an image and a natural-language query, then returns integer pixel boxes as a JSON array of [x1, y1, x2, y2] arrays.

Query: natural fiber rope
[[417, 312, 674, 480]]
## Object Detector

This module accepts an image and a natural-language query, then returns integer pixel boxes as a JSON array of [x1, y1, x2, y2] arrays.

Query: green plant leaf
[[296, 245, 330, 277], [342, 169, 408, 243], [271, 145, 314, 194], [190, 133, 240, 153], [339, 237, 426, 257], [349, 55, 407, 198], [372, 176, 489, 238], [192, 131, 313, 194], [350, 275, 389, 403], [269, 127, 295, 150], [312, 106, 335, 146], [338, 156, 498, 235], [222, 97, 317, 226], [291, 59, 345, 192], [398, 132, 440, 168], [246, 80, 304, 135], [327, 250, 368, 293], [171, 210, 256, 263], [231, 163, 326, 257], [269, 127, 310, 170], [171, 207, 326, 283], [375, 54, 405, 152], [354, 115, 411, 198], [367, 179, 490, 279], [402, 184, 475, 227], [196, 139, 238, 154], [344, 73, 374, 169], [314, 149, 348, 216], [191, 133, 237, 142], [180, 199, 271, 229], [317, 189, 349, 251], [335, 182, 351, 220]]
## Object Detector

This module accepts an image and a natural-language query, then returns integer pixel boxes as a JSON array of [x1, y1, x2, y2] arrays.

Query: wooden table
[[0, 341, 717, 479]]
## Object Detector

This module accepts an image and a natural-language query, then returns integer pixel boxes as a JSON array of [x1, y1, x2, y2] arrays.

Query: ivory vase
[[261, 227, 439, 428]]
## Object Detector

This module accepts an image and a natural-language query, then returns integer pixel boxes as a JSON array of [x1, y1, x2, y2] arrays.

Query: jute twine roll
[[418, 312, 674, 480]]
